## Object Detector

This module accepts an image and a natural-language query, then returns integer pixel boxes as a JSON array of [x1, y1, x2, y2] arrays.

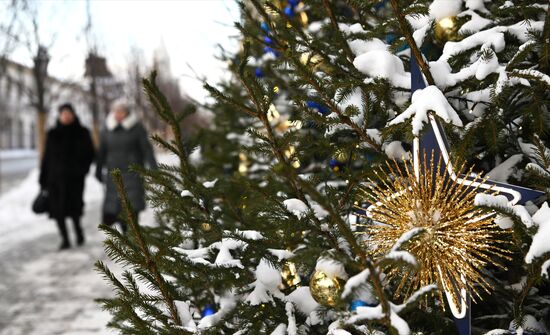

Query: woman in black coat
[[39, 103, 95, 250]]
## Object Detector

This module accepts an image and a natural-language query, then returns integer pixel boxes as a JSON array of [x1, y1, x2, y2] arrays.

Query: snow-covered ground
[[0, 169, 118, 334], [0, 161, 164, 334], [0, 150, 38, 196]]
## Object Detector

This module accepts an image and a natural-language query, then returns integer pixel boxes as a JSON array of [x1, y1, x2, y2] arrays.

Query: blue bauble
[[264, 36, 274, 45], [260, 22, 270, 33], [329, 158, 345, 172], [255, 68, 264, 78], [201, 304, 216, 317], [288, 0, 300, 7], [284, 5, 295, 17], [263, 46, 279, 57], [350, 300, 376, 312], [374, 0, 388, 11], [306, 101, 330, 115]]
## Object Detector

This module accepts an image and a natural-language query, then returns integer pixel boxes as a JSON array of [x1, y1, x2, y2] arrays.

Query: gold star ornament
[[357, 154, 510, 309]]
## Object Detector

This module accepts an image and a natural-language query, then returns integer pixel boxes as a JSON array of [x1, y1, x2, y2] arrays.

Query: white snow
[[459, 10, 492, 34], [486, 154, 523, 182], [180, 190, 193, 197], [348, 38, 388, 56], [525, 202, 550, 263], [283, 198, 309, 219], [174, 300, 197, 331], [286, 286, 319, 315], [495, 215, 514, 229], [474, 194, 534, 228], [353, 50, 411, 89], [203, 179, 218, 188], [509, 314, 546, 334], [285, 302, 297, 335], [198, 294, 237, 329], [341, 268, 370, 299], [388, 86, 462, 135], [315, 258, 348, 280], [429, 0, 462, 21], [384, 141, 411, 161]]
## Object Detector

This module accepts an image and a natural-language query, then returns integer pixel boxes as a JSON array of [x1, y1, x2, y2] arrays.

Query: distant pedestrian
[[39, 103, 95, 250], [95, 99, 157, 233]]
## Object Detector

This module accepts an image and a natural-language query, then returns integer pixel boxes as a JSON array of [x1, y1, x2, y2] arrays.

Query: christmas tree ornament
[[350, 300, 376, 312], [401, 56, 545, 335], [434, 16, 460, 45], [284, 4, 295, 17], [255, 68, 264, 78], [279, 261, 301, 292], [238, 152, 250, 175], [329, 158, 345, 172], [283, 145, 301, 168], [200, 222, 212, 232], [267, 103, 281, 121], [300, 52, 331, 73], [260, 22, 270, 33], [263, 46, 279, 57], [201, 304, 216, 317], [264, 36, 274, 45], [334, 149, 350, 163], [358, 154, 510, 309], [306, 100, 330, 115], [309, 270, 346, 307]]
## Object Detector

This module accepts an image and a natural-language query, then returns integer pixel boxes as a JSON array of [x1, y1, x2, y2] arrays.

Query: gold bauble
[[356, 153, 510, 309], [300, 52, 332, 74], [201, 222, 212, 231], [279, 262, 301, 292], [434, 16, 461, 45], [334, 149, 350, 163], [309, 270, 346, 307]]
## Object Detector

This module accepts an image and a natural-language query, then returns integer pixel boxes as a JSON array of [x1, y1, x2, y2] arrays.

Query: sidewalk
[[0, 172, 118, 334]]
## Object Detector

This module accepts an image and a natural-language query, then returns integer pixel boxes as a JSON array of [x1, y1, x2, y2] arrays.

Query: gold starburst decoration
[[356, 153, 510, 309]]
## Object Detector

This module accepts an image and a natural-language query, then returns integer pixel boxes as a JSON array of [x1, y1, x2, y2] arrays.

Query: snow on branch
[[346, 303, 411, 335], [392, 284, 438, 313], [388, 86, 462, 135], [525, 202, 550, 264], [474, 194, 534, 228], [341, 268, 370, 299]]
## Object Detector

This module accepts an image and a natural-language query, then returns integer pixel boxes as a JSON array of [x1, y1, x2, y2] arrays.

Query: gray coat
[[96, 112, 157, 216]]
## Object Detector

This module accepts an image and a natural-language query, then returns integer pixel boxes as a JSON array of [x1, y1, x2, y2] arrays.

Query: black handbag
[[32, 190, 49, 214]]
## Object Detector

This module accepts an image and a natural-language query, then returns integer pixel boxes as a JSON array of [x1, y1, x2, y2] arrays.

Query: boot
[[56, 217, 71, 250], [73, 216, 85, 246]]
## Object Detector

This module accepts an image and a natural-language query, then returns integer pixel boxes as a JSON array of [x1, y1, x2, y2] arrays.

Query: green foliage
[[97, 1, 550, 334]]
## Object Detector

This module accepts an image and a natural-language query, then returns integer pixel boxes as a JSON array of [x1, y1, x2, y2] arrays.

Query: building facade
[[0, 59, 98, 151]]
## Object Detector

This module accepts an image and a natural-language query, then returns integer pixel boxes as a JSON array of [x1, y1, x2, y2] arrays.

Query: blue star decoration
[[408, 56, 545, 335]]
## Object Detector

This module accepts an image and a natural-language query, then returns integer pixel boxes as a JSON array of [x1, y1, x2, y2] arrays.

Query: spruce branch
[[143, 71, 194, 182], [322, 0, 355, 62], [540, 4, 550, 73], [232, 57, 396, 333], [111, 169, 187, 333], [389, 0, 435, 86]]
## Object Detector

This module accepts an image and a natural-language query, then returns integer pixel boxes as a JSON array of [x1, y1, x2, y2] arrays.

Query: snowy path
[[0, 171, 119, 335]]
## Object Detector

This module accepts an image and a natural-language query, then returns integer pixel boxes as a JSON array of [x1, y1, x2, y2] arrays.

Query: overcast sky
[[4, 0, 240, 103]]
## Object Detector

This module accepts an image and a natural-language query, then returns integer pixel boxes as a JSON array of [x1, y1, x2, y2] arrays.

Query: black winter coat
[[39, 118, 95, 219]]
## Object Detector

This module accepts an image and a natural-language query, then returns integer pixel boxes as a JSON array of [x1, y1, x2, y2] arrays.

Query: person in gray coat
[[95, 99, 157, 232]]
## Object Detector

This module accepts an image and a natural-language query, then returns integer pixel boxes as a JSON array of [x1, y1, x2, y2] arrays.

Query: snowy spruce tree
[[97, 0, 550, 334]]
